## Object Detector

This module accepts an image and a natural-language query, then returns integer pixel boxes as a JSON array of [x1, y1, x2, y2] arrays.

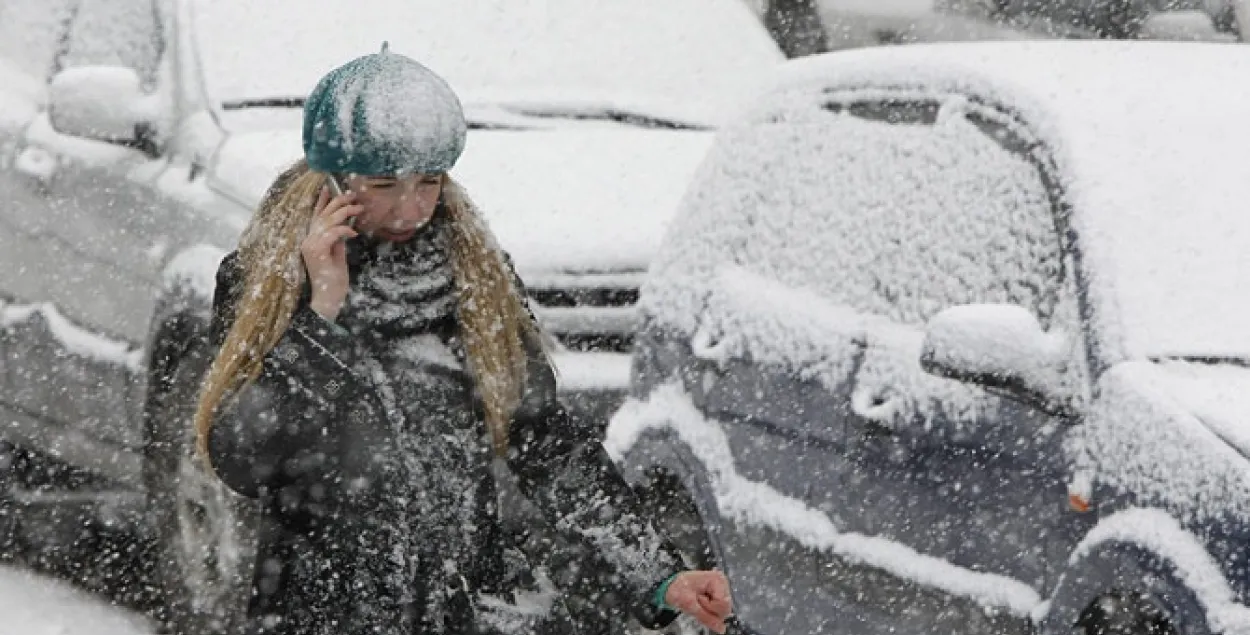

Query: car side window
[[734, 97, 1069, 331], [652, 91, 1089, 430], [56, 0, 163, 88]]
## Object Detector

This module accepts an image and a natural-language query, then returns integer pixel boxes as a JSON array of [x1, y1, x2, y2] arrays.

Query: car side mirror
[[47, 66, 158, 155], [920, 304, 1082, 419]]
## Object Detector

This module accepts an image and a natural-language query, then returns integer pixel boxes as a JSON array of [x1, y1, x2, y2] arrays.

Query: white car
[[0, 0, 781, 631]]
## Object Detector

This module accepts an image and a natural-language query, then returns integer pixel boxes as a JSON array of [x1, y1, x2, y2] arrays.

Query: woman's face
[[345, 173, 443, 242]]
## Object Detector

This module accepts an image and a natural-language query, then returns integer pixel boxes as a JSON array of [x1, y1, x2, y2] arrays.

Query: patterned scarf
[[338, 217, 496, 633], [341, 217, 458, 339]]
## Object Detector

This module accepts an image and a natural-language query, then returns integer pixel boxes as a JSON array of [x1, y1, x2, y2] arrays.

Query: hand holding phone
[[303, 178, 362, 321]]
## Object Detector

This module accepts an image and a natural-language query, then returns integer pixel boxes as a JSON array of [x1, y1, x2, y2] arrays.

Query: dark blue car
[[608, 41, 1250, 635]]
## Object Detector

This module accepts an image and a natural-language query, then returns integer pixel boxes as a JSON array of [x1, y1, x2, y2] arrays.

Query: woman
[[193, 49, 732, 635]]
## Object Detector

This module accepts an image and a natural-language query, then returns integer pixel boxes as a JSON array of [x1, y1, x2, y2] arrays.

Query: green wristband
[[654, 573, 681, 612]]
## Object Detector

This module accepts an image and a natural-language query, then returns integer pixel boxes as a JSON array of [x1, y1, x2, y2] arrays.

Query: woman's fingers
[[323, 203, 363, 230], [699, 591, 733, 618], [665, 571, 734, 634], [307, 224, 357, 253], [315, 184, 330, 213], [689, 608, 727, 634]]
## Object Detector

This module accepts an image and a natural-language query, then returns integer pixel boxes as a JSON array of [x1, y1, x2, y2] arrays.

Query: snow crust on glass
[[643, 94, 1061, 427]]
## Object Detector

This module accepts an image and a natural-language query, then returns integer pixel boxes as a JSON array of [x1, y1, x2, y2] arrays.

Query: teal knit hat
[[302, 45, 467, 176]]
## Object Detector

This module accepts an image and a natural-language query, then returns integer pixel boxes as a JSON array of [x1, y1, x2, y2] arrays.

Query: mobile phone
[[326, 174, 357, 229]]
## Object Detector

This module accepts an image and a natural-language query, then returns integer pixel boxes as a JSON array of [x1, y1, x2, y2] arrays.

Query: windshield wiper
[[1156, 355, 1250, 368], [222, 97, 305, 110], [502, 105, 710, 131], [220, 98, 523, 129]]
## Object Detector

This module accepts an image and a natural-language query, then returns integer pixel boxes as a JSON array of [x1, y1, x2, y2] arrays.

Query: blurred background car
[[608, 39, 1250, 635], [0, 0, 781, 632], [747, 0, 1244, 56]]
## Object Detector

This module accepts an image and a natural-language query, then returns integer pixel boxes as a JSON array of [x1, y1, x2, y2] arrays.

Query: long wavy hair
[[193, 160, 538, 459]]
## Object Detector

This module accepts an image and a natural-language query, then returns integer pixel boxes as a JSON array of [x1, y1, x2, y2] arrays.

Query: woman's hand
[[665, 570, 734, 633], [301, 186, 362, 322]]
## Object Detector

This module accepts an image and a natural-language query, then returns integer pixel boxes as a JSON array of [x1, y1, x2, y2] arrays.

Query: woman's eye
[[369, 182, 396, 189]]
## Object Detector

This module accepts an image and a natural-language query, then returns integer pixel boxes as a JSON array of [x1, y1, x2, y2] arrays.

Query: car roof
[[745, 40, 1250, 360]]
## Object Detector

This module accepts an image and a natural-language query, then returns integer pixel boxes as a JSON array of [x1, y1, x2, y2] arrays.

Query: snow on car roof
[[193, 0, 782, 122], [761, 40, 1250, 360]]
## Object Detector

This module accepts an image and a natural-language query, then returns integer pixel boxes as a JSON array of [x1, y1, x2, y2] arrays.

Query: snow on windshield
[[192, 0, 779, 114]]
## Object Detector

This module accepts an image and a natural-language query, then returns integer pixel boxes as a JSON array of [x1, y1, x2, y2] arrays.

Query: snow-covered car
[[974, 0, 1244, 39], [607, 40, 1250, 635], [0, 0, 781, 630]]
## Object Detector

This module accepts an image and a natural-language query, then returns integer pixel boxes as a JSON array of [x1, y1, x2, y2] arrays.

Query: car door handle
[[14, 146, 57, 184], [850, 383, 905, 432]]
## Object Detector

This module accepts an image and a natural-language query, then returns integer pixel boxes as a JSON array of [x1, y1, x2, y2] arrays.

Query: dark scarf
[[341, 215, 459, 340], [335, 217, 503, 633]]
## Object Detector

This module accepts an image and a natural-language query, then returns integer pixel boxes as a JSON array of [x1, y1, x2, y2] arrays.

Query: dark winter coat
[[205, 238, 683, 635]]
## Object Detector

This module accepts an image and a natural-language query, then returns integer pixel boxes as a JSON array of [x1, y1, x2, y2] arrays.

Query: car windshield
[[192, 0, 777, 121]]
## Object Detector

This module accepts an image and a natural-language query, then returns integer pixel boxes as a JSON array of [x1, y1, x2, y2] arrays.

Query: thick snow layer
[[691, 265, 999, 433], [549, 352, 631, 391], [212, 126, 714, 273], [604, 383, 1042, 616], [0, 565, 154, 634], [1071, 508, 1250, 634], [0, 57, 44, 133], [642, 84, 1065, 340], [922, 303, 1072, 404], [0, 300, 144, 372], [1069, 361, 1250, 521], [318, 53, 465, 173], [162, 244, 228, 301], [758, 41, 1250, 359], [192, 0, 780, 122], [0, 0, 71, 102], [1149, 360, 1250, 459]]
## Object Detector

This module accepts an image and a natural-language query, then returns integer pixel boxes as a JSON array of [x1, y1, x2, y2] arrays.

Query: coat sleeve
[[501, 262, 686, 629], [204, 253, 373, 517]]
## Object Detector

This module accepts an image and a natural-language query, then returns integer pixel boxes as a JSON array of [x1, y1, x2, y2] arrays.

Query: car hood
[[208, 126, 713, 273], [1148, 359, 1250, 459]]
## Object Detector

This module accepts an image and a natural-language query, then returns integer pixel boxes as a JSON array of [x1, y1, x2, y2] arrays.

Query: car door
[[0, 0, 173, 484], [800, 97, 1096, 599]]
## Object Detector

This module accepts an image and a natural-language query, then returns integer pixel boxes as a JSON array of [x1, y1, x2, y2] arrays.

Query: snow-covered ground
[[0, 565, 155, 635]]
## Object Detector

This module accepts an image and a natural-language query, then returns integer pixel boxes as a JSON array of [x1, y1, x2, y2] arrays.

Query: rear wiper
[[220, 97, 524, 130]]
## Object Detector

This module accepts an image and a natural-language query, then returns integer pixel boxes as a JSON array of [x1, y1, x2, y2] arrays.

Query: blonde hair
[[193, 160, 537, 460]]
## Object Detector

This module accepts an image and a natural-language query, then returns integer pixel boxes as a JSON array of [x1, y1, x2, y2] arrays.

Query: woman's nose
[[396, 197, 426, 222]]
